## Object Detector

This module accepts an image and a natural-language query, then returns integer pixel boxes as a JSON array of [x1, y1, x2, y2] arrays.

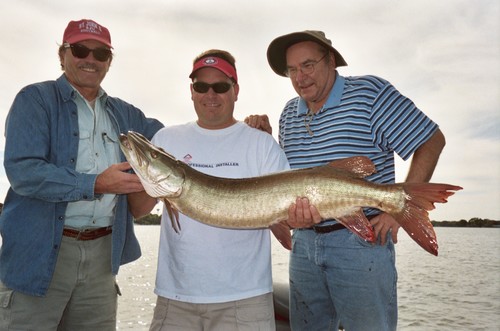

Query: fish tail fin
[[395, 183, 462, 256]]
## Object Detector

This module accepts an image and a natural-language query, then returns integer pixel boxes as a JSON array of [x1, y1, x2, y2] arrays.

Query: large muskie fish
[[120, 131, 462, 256]]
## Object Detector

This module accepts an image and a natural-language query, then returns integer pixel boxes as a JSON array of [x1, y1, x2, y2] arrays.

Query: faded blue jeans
[[289, 227, 397, 331]]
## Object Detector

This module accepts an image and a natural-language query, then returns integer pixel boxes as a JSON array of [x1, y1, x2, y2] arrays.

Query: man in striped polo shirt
[[247, 30, 445, 331]]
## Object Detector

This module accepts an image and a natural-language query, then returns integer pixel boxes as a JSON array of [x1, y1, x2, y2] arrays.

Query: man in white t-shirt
[[128, 49, 292, 331]]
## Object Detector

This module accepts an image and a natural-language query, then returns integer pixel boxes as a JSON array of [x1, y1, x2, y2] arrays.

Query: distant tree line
[[0, 203, 497, 227], [432, 218, 500, 227], [133, 213, 500, 228], [134, 213, 161, 225]]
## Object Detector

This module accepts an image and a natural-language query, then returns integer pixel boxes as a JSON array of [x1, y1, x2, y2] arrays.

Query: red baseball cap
[[63, 19, 112, 48], [189, 57, 238, 83]]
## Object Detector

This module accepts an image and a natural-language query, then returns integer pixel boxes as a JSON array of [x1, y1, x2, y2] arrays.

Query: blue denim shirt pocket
[[76, 130, 96, 173], [102, 130, 120, 164]]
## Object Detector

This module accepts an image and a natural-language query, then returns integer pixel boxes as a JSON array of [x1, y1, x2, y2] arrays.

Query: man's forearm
[[406, 129, 445, 183]]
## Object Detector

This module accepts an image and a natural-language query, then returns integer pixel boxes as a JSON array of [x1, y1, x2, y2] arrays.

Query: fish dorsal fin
[[325, 156, 376, 178]]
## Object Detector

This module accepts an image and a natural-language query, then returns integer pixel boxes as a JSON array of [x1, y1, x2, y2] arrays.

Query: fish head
[[120, 131, 185, 198]]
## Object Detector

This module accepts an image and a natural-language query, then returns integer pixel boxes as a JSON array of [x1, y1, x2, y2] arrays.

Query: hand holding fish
[[370, 213, 400, 245], [95, 162, 144, 194], [264, 197, 323, 250], [286, 197, 322, 229]]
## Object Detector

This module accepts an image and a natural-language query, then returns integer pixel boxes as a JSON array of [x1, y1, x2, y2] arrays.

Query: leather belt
[[310, 223, 346, 233], [63, 226, 113, 241]]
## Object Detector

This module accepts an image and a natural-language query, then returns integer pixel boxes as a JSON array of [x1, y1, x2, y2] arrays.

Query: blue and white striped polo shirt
[[278, 72, 438, 186]]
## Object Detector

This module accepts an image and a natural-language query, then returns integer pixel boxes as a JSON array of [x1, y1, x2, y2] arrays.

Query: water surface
[[117, 226, 500, 330]]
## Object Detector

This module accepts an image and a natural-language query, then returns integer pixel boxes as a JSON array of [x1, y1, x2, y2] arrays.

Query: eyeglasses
[[192, 82, 233, 94], [285, 53, 328, 78], [64, 43, 112, 62]]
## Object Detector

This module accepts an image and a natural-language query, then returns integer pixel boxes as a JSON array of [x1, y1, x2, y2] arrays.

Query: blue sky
[[0, 0, 498, 221]]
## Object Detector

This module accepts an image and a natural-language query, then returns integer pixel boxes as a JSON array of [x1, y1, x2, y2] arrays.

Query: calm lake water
[[116, 226, 499, 330]]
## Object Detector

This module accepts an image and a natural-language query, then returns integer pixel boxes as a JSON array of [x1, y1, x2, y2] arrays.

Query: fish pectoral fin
[[337, 209, 375, 242], [326, 156, 376, 178], [270, 221, 292, 250], [163, 199, 181, 233]]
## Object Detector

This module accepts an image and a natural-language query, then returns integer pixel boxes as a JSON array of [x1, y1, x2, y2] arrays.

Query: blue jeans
[[289, 228, 397, 331]]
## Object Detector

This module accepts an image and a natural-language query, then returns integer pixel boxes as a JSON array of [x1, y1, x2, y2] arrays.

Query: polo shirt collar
[[297, 71, 345, 116]]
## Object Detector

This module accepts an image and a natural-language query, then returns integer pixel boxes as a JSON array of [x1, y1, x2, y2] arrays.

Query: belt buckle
[[76, 229, 90, 240], [75, 227, 109, 240]]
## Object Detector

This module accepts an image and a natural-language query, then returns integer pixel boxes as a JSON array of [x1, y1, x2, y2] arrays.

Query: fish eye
[[150, 151, 159, 159]]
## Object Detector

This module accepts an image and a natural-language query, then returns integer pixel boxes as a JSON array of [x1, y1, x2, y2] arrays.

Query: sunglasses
[[64, 43, 112, 62], [192, 82, 233, 94]]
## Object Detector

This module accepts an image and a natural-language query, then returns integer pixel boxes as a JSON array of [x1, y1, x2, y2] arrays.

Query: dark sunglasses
[[192, 82, 233, 94], [64, 43, 112, 62]]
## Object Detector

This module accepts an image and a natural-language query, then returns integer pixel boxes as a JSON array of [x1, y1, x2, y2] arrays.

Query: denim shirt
[[0, 75, 163, 296]]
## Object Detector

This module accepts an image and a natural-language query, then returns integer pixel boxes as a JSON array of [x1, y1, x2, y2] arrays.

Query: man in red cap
[[128, 49, 291, 331], [0, 19, 163, 330]]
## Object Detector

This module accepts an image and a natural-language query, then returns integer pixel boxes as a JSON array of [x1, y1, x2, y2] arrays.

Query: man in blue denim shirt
[[0, 19, 163, 330]]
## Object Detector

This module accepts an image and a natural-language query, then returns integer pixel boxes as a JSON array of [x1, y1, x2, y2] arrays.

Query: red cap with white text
[[62, 19, 112, 48]]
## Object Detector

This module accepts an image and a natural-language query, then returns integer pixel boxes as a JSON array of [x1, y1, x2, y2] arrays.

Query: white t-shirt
[[151, 121, 290, 303]]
